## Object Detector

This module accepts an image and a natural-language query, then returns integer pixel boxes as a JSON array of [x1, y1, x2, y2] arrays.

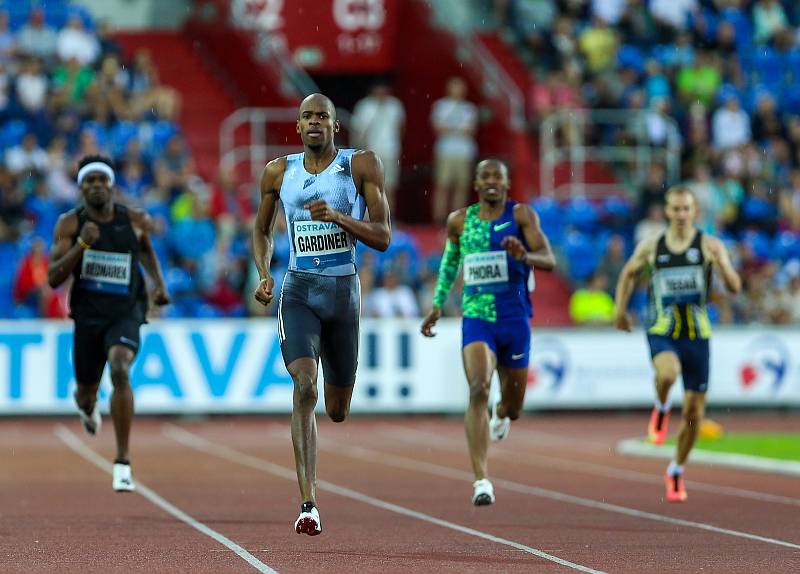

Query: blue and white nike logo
[[331, 164, 345, 174], [493, 222, 512, 232]]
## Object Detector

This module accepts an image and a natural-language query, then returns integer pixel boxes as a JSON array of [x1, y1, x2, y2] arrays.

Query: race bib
[[79, 249, 131, 294], [463, 251, 509, 294], [293, 221, 353, 270], [655, 265, 705, 306]]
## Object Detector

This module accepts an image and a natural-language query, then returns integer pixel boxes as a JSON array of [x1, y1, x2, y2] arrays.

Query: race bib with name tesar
[[293, 221, 354, 270], [79, 249, 132, 294], [655, 265, 705, 306], [463, 251, 509, 294]]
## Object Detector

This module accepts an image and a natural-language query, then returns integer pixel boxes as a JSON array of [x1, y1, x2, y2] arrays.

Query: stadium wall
[[0, 320, 797, 414]]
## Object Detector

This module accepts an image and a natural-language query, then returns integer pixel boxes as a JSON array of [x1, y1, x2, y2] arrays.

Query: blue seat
[[750, 47, 785, 87], [532, 196, 565, 246], [618, 45, 645, 74], [564, 230, 599, 283], [741, 197, 777, 225], [774, 231, 800, 262], [742, 230, 772, 261], [564, 197, 599, 234], [109, 121, 140, 156], [0, 120, 29, 150]]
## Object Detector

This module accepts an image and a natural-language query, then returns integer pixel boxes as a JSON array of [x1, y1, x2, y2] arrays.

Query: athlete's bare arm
[[702, 235, 742, 294], [503, 204, 556, 271], [129, 208, 170, 306], [252, 157, 286, 306], [614, 237, 657, 332], [421, 209, 466, 337], [47, 211, 93, 288], [305, 150, 391, 251]]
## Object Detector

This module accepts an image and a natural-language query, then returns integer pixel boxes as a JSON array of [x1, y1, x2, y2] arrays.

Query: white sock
[[655, 400, 672, 413], [667, 461, 684, 476]]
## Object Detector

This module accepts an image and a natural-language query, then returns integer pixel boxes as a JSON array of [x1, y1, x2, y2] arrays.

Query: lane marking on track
[[163, 424, 606, 574], [617, 438, 800, 477], [380, 424, 800, 507], [55, 425, 279, 574], [318, 434, 800, 551]]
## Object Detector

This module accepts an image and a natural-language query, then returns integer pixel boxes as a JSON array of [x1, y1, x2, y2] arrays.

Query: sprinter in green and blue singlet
[[614, 186, 741, 502], [421, 159, 556, 506]]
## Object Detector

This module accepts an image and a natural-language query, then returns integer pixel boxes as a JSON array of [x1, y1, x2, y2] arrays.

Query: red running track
[[1, 413, 799, 573]]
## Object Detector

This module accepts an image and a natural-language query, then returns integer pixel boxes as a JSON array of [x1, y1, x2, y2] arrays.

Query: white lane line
[[617, 438, 800, 477], [163, 424, 605, 574], [318, 435, 800, 552], [380, 424, 800, 507], [54, 425, 278, 574]]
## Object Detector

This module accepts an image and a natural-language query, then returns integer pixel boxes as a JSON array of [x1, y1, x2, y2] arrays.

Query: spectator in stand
[[57, 14, 100, 66], [45, 136, 78, 207], [14, 57, 48, 119], [529, 69, 581, 126], [779, 169, 800, 231], [351, 83, 405, 213], [0, 11, 16, 67], [430, 77, 479, 224], [95, 20, 122, 59], [12, 236, 60, 317], [752, 0, 789, 44], [52, 56, 94, 106], [597, 234, 627, 295], [635, 203, 668, 244], [6, 133, 48, 177], [129, 49, 180, 121], [513, 0, 557, 68], [366, 267, 420, 318], [638, 162, 669, 219], [649, 0, 697, 42], [155, 134, 194, 194], [578, 16, 619, 74], [568, 270, 616, 325], [592, 0, 626, 26], [16, 9, 57, 63], [676, 50, 721, 107], [712, 95, 751, 151], [0, 62, 10, 119], [0, 173, 24, 241]]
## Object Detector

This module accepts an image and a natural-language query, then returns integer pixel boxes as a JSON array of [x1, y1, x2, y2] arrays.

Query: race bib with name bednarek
[[293, 221, 354, 270], [463, 251, 509, 294], [655, 265, 705, 306], [79, 249, 132, 294]]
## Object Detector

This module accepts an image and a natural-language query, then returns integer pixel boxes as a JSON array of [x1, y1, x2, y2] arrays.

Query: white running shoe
[[294, 502, 322, 535], [77, 403, 101, 436], [112, 463, 136, 492], [489, 399, 511, 442], [472, 478, 495, 506]]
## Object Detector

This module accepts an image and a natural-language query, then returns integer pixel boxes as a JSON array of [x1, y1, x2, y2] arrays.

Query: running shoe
[[472, 478, 495, 506], [489, 399, 510, 442], [294, 501, 322, 535], [112, 463, 136, 492], [77, 401, 101, 436], [647, 406, 669, 445], [664, 473, 687, 503]]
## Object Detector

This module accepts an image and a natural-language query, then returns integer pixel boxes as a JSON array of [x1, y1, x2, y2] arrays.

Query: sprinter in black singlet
[[614, 186, 741, 502], [48, 155, 170, 492]]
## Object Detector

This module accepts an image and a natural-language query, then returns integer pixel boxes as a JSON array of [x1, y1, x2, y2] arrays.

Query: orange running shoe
[[664, 473, 688, 502], [647, 407, 670, 445]]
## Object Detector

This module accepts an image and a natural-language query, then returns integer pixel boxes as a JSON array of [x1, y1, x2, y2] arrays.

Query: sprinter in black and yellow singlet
[[48, 155, 170, 492], [614, 186, 741, 502]]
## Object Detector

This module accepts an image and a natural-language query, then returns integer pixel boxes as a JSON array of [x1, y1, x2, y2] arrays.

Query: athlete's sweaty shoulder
[[260, 156, 288, 197], [635, 234, 660, 267], [446, 208, 467, 240], [512, 202, 538, 226], [351, 149, 382, 190], [54, 209, 80, 238]]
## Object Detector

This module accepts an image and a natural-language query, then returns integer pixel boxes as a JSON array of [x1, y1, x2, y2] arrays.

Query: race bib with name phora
[[463, 251, 509, 294], [293, 221, 354, 270], [655, 265, 705, 306], [79, 249, 132, 294]]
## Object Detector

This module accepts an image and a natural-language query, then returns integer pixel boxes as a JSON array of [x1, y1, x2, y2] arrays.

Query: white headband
[[77, 162, 115, 186]]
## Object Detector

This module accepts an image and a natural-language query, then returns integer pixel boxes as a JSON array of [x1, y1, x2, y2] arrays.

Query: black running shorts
[[73, 318, 142, 385], [278, 271, 360, 387]]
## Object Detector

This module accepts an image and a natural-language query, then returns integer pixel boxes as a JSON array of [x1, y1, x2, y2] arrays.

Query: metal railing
[[539, 109, 682, 198], [220, 107, 351, 177]]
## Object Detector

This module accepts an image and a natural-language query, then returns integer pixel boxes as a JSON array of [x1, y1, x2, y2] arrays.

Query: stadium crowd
[[2, 1, 800, 325]]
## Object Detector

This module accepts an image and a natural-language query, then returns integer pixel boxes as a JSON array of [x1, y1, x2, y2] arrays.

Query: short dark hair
[[664, 185, 696, 203], [77, 155, 115, 171]]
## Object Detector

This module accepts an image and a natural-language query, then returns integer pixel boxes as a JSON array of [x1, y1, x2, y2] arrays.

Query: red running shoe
[[665, 473, 688, 503], [648, 407, 670, 445]]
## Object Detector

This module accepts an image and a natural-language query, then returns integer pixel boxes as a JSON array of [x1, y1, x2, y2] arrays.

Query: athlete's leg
[[463, 341, 496, 481], [287, 357, 320, 505], [323, 385, 354, 423], [496, 366, 528, 420], [73, 321, 106, 435], [652, 351, 681, 404], [107, 345, 135, 461], [676, 390, 706, 465]]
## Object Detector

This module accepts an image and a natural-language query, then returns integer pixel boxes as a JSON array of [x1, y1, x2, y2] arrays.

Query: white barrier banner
[[0, 320, 798, 414]]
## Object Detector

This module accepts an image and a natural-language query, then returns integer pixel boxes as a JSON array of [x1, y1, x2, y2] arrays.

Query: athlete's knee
[[683, 402, 704, 426], [326, 403, 349, 423], [468, 378, 491, 404], [656, 370, 679, 388], [293, 372, 318, 407], [108, 359, 131, 387]]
